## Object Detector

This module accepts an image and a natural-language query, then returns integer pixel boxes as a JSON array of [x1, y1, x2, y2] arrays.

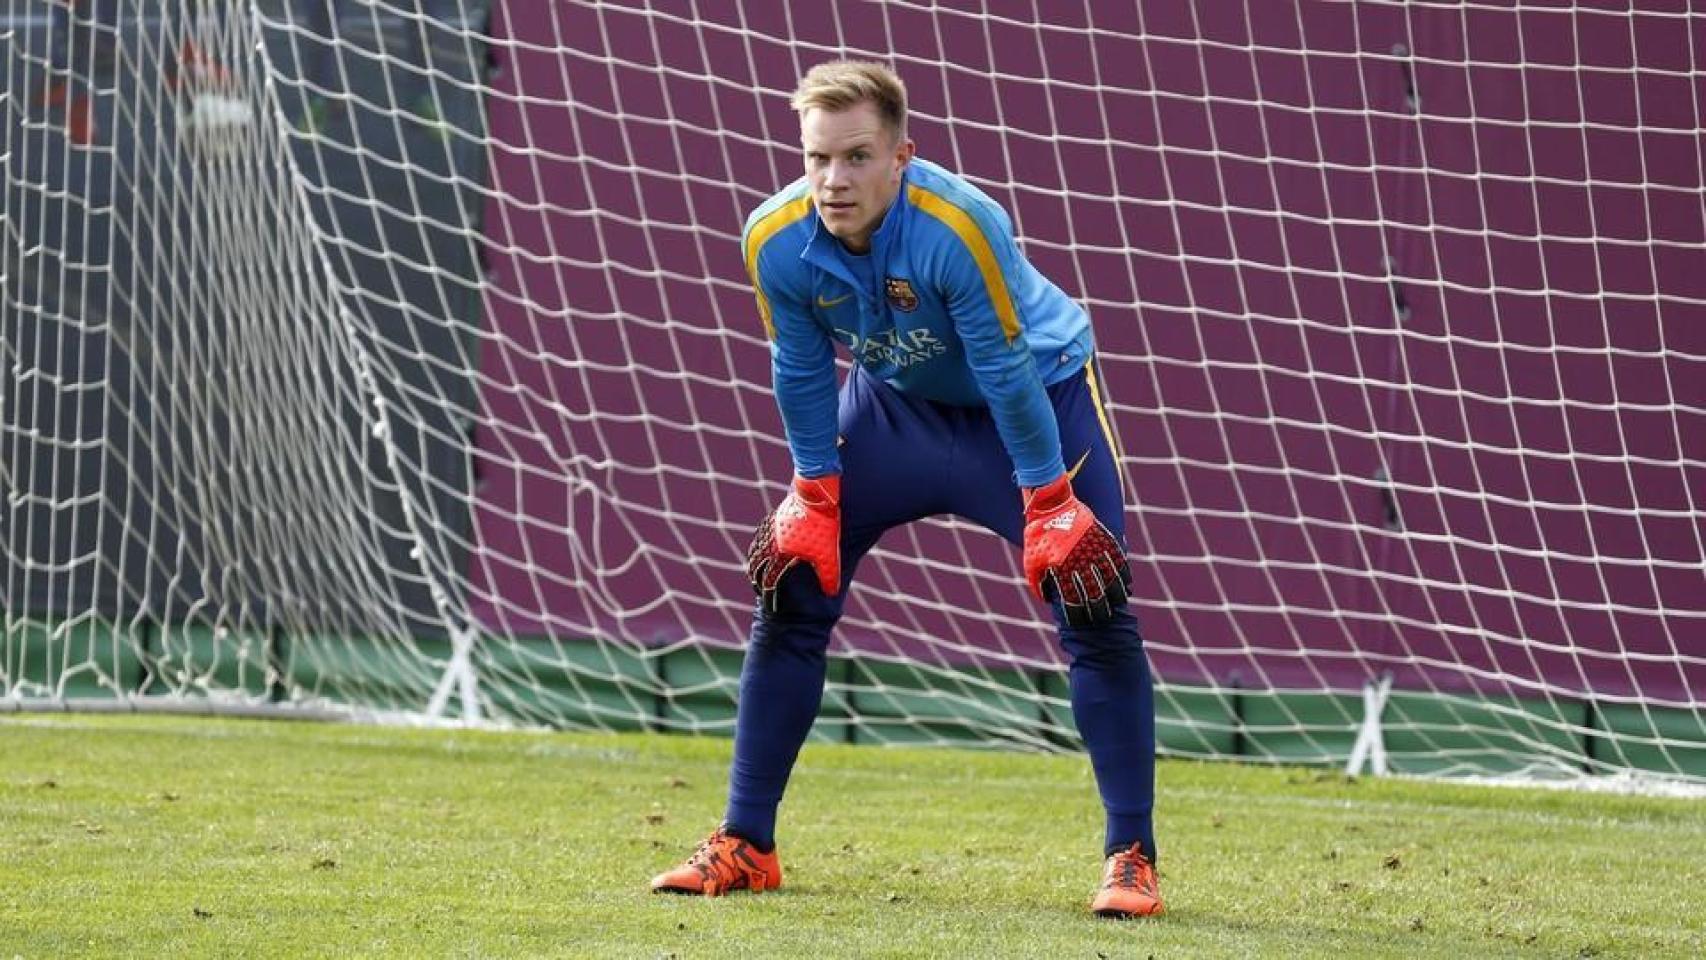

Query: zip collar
[[800, 167, 911, 295]]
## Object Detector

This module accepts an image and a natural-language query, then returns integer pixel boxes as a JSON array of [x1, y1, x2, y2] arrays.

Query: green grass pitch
[[2, 714, 1702, 958]]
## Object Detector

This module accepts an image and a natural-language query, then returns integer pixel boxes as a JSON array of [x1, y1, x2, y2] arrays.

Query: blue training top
[[740, 157, 1095, 487]]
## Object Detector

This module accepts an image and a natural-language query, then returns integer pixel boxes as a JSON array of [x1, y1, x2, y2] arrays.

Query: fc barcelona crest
[[885, 276, 919, 312]]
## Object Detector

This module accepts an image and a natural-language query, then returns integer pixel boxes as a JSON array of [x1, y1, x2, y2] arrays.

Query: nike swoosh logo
[[816, 293, 853, 309], [1067, 449, 1092, 481]]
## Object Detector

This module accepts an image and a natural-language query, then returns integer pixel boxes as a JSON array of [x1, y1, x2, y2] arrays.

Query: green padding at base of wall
[[145, 624, 274, 698], [479, 637, 659, 730], [1, 619, 141, 699], [5, 620, 1703, 780], [1590, 701, 1706, 777]]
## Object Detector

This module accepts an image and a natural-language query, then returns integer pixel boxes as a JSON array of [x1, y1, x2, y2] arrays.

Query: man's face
[[801, 101, 914, 254]]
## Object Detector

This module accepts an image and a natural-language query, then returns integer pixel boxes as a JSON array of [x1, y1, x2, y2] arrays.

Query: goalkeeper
[[651, 60, 1162, 919]]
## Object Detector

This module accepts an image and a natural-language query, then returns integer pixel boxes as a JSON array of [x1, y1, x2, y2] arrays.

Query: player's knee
[[1057, 605, 1145, 667], [750, 598, 838, 661], [755, 563, 847, 620]]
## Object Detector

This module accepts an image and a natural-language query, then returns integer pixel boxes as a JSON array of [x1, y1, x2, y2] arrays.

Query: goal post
[[3, 1, 1702, 786]]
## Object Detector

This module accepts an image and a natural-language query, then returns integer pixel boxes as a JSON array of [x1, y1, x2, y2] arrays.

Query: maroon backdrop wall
[[469, 1, 1703, 703]]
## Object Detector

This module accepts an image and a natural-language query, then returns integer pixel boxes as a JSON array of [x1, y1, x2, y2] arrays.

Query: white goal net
[[3, 0, 1702, 785]]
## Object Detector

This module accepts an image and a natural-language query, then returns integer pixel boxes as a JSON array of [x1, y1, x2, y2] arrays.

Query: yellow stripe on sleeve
[[742, 196, 814, 340], [906, 183, 1021, 342]]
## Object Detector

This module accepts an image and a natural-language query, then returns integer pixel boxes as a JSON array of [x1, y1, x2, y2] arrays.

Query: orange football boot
[[1091, 842, 1164, 918], [650, 825, 782, 896]]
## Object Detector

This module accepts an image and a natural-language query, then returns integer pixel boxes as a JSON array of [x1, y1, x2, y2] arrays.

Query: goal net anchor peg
[[425, 624, 481, 724], [1346, 674, 1395, 778]]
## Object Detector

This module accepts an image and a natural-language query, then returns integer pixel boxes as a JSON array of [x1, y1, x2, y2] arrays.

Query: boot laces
[[688, 828, 750, 894], [1105, 845, 1157, 894]]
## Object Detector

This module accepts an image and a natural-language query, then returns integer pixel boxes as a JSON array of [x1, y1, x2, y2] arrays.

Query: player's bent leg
[[717, 371, 939, 854], [723, 565, 848, 852], [652, 568, 856, 897], [651, 824, 783, 896], [651, 595, 824, 898], [656, 368, 937, 897], [1057, 604, 1163, 916]]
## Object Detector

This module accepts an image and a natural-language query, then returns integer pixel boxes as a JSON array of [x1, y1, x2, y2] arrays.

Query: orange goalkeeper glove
[[1022, 473, 1131, 627], [747, 474, 841, 612]]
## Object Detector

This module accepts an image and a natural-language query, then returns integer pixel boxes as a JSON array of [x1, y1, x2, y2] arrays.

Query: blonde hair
[[790, 60, 908, 143]]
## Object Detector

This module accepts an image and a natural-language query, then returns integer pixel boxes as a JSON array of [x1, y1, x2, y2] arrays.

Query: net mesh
[[3, 0, 1702, 781]]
